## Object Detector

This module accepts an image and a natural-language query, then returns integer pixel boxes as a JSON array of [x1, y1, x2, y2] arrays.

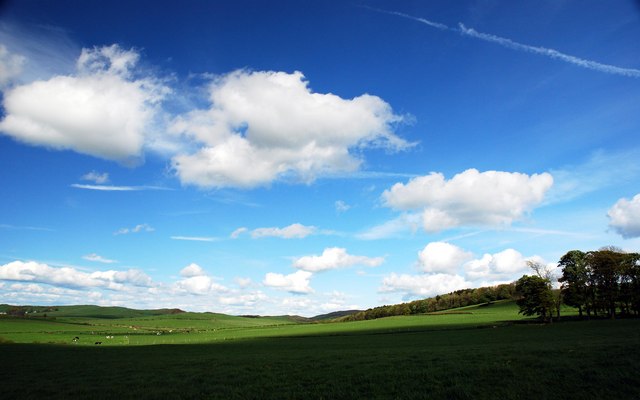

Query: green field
[[1, 301, 638, 399]]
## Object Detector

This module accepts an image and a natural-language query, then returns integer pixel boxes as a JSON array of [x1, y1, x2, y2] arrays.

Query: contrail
[[457, 23, 640, 78], [364, 6, 449, 30], [366, 7, 640, 78]]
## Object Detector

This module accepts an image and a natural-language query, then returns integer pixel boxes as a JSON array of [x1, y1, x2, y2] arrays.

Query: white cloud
[[251, 223, 316, 239], [608, 194, 640, 239], [114, 223, 154, 235], [81, 171, 109, 184], [90, 269, 154, 288], [170, 70, 410, 188], [293, 247, 384, 273], [170, 236, 217, 242], [0, 260, 153, 290], [0, 44, 168, 163], [230, 227, 248, 239], [180, 263, 206, 277], [418, 242, 473, 274], [173, 263, 227, 295], [77, 44, 139, 77], [231, 223, 317, 239], [174, 275, 226, 295], [335, 200, 351, 213], [72, 184, 170, 191], [464, 248, 532, 281], [380, 243, 547, 299], [83, 253, 117, 264], [263, 270, 314, 294], [218, 292, 267, 306], [0, 44, 25, 86], [356, 213, 422, 240], [234, 277, 253, 288], [382, 169, 553, 232], [380, 273, 471, 298]]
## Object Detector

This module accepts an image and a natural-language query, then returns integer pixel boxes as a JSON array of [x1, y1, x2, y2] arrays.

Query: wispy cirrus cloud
[[170, 236, 218, 242], [82, 253, 117, 264], [231, 223, 318, 239], [71, 184, 172, 191], [547, 149, 640, 204], [0, 223, 54, 232], [368, 7, 640, 78], [114, 223, 154, 235]]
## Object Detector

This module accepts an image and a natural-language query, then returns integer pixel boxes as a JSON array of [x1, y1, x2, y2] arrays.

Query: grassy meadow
[[1, 301, 639, 399]]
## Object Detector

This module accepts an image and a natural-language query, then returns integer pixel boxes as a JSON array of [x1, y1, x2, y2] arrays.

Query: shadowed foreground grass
[[1, 319, 639, 399]]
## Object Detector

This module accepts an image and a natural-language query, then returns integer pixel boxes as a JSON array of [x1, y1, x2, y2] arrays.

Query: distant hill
[[0, 304, 184, 319], [0, 283, 516, 322], [310, 310, 362, 321]]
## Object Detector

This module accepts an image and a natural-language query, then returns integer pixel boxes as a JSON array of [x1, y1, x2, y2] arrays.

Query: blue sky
[[0, 0, 639, 316]]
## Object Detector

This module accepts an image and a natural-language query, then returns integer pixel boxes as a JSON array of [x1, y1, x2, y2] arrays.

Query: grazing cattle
[[72, 336, 79, 343], [94, 341, 102, 345]]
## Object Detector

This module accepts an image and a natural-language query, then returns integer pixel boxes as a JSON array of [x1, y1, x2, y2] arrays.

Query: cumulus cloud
[[263, 270, 313, 294], [0, 260, 153, 290], [608, 194, 640, 239], [83, 253, 117, 264], [174, 275, 226, 295], [174, 263, 227, 295], [0, 44, 168, 162], [418, 242, 473, 274], [180, 263, 206, 277], [0, 44, 26, 86], [464, 248, 536, 282], [380, 242, 545, 299], [81, 171, 109, 184], [382, 169, 553, 232], [293, 247, 384, 273], [170, 70, 410, 188], [380, 273, 471, 297]]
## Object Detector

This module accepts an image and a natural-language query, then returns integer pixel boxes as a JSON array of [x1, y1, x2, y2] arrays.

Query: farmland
[[1, 301, 639, 399]]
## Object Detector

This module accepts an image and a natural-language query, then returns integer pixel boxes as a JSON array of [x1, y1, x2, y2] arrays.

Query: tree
[[619, 252, 640, 316], [558, 250, 589, 318], [515, 275, 554, 322], [587, 249, 624, 319], [527, 260, 561, 321]]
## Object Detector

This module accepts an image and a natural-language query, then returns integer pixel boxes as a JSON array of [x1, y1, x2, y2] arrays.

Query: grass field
[[1, 301, 638, 399], [0, 301, 546, 345]]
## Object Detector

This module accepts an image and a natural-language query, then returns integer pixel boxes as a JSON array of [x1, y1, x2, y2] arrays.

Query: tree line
[[341, 284, 516, 321], [517, 247, 640, 321], [341, 247, 639, 323]]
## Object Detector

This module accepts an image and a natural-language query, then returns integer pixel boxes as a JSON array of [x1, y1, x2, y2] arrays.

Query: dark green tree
[[623, 253, 640, 315], [515, 275, 554, 322], [558, 250, 589, 318], [587, 249, 625, 319]]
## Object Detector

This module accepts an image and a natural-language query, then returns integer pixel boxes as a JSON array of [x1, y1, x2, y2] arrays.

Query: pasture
[[0, 301, 638, 399]]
